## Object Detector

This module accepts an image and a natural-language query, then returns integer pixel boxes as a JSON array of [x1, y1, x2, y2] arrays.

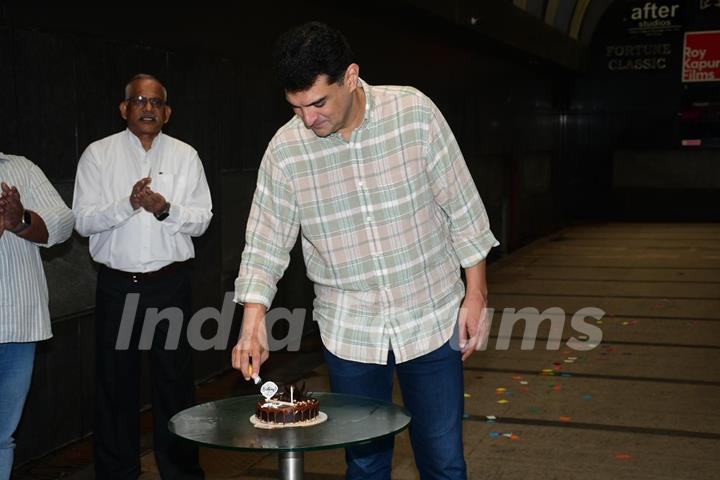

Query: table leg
[[278, 450, 304, 480]]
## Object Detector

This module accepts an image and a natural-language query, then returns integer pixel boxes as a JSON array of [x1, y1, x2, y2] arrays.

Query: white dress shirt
[[0, 153, 75, 342], [72, 129, 212, 272]]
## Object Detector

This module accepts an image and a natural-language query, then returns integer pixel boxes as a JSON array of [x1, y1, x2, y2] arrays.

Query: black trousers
[[94, 265, 204, 480]]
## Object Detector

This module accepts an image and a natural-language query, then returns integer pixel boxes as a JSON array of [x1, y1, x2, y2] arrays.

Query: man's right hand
[[232, 303, 269, 381], [0, 189, 4, 238], [130, 177, 152, 210], [0, 182, 27, 239]]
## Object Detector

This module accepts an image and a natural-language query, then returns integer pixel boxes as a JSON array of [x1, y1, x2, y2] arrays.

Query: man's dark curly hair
[[273, 22, 355, 93]]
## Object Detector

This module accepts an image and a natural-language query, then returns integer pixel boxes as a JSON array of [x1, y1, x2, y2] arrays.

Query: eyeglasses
[[125, 95, 166, 108]]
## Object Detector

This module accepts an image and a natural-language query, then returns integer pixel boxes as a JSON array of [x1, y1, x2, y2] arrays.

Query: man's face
[[285, 74, 354, 138], [119, 78, 171, 138]]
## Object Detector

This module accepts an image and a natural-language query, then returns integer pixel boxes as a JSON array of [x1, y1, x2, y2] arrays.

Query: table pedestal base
[[279, 450, 304, 480]]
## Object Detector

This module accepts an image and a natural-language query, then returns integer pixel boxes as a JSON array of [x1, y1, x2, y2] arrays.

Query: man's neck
[[339, 86, 366, 142], [132, 131, 160, 151]]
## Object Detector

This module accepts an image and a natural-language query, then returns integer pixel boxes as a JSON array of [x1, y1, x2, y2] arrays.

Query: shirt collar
[[326, 78, 374, 141], [124, 128, 163, 151], [358, 77, 375, 126]]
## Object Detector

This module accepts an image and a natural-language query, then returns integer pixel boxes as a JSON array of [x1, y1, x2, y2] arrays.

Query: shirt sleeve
[[72, 146, 137, 237], [234, 148, 300, 308], [23, 162, 74, 247], [161, 151, 213, 237], [425, 98, 499, 267]]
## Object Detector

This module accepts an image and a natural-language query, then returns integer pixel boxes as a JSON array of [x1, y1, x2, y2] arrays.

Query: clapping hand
[[0, 181, 25, 236], [130, 177, 167, 215]]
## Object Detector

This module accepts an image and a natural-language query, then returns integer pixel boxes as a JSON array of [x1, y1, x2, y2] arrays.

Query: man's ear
[[344, 63, 360, 91], [162, 106, 172, 124], [119, 101, 128, 120]]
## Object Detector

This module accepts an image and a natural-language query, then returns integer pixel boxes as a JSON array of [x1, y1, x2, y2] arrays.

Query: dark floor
[[12, 223, 720, 479]]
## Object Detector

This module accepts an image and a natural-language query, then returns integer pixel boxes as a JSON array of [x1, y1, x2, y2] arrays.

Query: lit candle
[[290, 385, 294, 404]]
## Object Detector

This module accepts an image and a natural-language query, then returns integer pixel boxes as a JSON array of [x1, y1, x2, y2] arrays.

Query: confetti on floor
[[559, 416, 572, 422], [464, 393, 471, 398], [497, 399, 509, 404], [615, 453, 634, 461], [489, 431, 520, 440]]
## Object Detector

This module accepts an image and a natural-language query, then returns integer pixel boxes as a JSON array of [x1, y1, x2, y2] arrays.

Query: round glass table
[[168, 392, 411, 480]]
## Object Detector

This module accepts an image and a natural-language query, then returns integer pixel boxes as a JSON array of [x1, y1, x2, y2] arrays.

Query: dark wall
[[570, 0, 720, 221], [1, 4, 570, 464]]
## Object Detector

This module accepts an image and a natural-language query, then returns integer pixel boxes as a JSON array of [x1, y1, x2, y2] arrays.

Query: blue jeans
[[323, 341, 467, 480], [0, 342, 36, 480]]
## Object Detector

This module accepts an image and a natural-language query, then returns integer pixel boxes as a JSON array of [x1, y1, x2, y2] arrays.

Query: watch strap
[[154, 202, 171, 221], [11, 210, 32, 234]]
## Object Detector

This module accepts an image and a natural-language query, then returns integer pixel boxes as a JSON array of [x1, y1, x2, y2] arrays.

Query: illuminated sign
[[606, 43, 672, 71], [682, 31, 720, 82], [625, 1, 682, 35]]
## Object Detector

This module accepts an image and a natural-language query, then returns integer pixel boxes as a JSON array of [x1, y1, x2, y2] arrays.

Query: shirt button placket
[[139, 150, 151, 265]]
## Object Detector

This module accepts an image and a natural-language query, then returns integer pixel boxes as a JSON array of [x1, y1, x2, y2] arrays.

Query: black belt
[[103, 261, 188, 283]]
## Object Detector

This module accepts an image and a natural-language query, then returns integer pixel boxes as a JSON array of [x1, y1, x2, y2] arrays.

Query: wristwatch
[[11, 209, 32, 234], [154, 202, 171, 221]]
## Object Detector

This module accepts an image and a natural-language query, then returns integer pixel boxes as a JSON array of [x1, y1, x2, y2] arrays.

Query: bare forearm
[[242, 303, 267, 325], [464, 260, 488, 298], [12, 211, 49, 244]]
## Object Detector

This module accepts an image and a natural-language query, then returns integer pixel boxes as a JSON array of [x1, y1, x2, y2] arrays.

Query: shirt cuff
[[233, 276, 277, 309], [120, 196, 138, 220], [159, 202, 182, 234], [453, 230, 500, 268], [37, 205, 74, 247]]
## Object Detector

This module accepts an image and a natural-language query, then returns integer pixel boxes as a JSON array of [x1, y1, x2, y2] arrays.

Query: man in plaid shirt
[[233, 22, 498, 479]]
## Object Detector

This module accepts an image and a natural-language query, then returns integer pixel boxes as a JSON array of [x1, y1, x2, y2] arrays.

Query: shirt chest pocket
[[151, 173, 178, 202]]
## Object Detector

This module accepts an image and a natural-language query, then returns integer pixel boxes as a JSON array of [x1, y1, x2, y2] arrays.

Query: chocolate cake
[[255, 382, 320, 424]]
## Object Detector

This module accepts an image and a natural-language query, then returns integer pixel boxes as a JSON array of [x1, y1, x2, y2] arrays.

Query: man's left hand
[[140, 188, 168, 215], [0, 181, 25, 232], [458, 291, 491, 361]]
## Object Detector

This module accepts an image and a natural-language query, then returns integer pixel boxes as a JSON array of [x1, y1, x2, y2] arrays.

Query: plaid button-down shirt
[[235, 80, 498, 364]]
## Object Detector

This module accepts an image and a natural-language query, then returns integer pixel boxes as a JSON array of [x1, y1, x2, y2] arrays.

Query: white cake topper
[[260, 381, 279, 400]]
